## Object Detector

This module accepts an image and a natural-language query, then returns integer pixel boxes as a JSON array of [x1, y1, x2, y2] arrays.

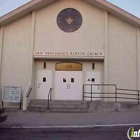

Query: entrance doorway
[[85, 71, 101, 100], [55, 71, 82, 100], [37, 70, 52, 99]]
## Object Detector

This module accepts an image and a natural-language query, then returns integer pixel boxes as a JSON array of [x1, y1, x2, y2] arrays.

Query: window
[[71, 78, 74, 83], [57, 8, 83, 33], [91, 78, 95, 82], [92, 63, 95, 69], [63, 78, 66, 82], [44, 62, 46, 69], [43, 77, 46, 82]]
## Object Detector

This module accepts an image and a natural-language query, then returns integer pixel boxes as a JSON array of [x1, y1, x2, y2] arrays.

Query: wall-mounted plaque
[[56, 62, 82, 71], [3, 86, 22, 103], [57, 8, 83, 33]]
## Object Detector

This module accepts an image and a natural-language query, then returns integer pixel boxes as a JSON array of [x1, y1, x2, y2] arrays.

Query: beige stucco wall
[[1, 15, 32, 107], [138, 28, 140, 90], [0, 28, 2, 54], [108, 14, 137, 90], [0, 27, 3, 104], [34, 0, 105, 53]]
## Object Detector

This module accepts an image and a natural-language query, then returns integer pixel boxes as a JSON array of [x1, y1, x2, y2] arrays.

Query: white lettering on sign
[[3, 86, 22, 103], [34, 52, 104, 57]]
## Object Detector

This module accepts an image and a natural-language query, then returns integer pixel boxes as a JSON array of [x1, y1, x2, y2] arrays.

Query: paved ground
[[0, 125, 140, 140], [0, 111, 140, 128]]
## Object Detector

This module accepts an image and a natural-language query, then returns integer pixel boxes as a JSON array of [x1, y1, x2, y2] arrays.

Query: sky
[[0, 0, 140, 18]]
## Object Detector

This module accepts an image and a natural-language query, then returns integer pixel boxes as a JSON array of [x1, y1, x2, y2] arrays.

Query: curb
[[0, 123, 140, 129]]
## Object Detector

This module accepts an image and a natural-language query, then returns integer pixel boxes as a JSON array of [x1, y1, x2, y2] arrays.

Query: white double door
[[37, 70, 52, 99], [55, 71, 82, 100]]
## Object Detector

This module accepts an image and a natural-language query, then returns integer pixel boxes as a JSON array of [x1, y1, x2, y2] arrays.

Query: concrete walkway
[[0, 111, 140, 128]]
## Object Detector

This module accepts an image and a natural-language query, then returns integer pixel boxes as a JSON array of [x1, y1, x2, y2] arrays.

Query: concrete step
[[28, 100, 89, 113], [50, 100, 85, 104], [28, 100, 140, 112], [29, 103, 87, 108], [50, 108, 89, 113], [50, 104, 87, 108], [30, 100, 85, 105], [28, 104, 88, 110], [49, 106, 87, 110], [28, 107, 47, 112], [28, 106, 89, 113]]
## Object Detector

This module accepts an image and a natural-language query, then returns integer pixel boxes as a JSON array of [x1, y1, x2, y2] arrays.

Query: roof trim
[[85, 0, 140, 27], [0, 0, 140, 27], [0, 0, 57, 26]]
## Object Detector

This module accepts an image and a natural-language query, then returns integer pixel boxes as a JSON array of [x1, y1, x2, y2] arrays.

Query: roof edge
[[0, 0, 56, 26], [0, 0, 140, 27], [85, 0, 140, 27]]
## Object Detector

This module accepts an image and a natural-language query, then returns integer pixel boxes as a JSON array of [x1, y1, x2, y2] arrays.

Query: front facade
[[0, 0, 140, 109]]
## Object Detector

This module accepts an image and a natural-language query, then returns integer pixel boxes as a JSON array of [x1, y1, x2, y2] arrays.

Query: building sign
[[56, 62, 82, 71], [34, 51, 104, 58], [3, 86, 22, 103]]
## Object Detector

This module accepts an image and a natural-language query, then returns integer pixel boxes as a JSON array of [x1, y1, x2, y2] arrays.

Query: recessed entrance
[[55, 71, 82, 100]]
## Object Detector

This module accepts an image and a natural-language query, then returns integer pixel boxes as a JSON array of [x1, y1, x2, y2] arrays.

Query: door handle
[[67, 84, 68, 89], [69, 84, 70, 89], [38, 83, 42, 88]]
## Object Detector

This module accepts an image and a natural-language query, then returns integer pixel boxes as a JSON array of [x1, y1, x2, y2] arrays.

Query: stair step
[[50, 108, 89, 113], [50, 105, 87, 108], [28, 100, 140, 113], [28, 99, 89, 113], [28, 107, 47, 112], [51, 100, 84, 104], [29, 104, 87, 108], [28, 107, 88, 112], [50, 102, 85, 106], [30, 100, 84, 104], [28, 105, 87, 109]]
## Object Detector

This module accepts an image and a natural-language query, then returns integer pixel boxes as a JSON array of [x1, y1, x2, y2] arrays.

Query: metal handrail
[[83, 84, 117, 102], [83, 84, 140, 104], [47, 88, 53, 110], [26, 87, 32, 98], [117, 88, 140, 92], [117, 88, 140, 104]]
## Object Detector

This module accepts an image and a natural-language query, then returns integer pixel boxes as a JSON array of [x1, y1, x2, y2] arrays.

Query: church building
[[0, 0, 140, 110]]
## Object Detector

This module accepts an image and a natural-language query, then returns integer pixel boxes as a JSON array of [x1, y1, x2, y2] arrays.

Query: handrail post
[[50, 88, 52, 101], [47, 98, 49, 110], [47, 88, 53, 111], [91, 85, 92, 102], [115, 85, 118, 111], [83, 85, 84, 101], [115, 85, 117, 103], [47, 88, 50, 111], [138, 91, 140, 104]]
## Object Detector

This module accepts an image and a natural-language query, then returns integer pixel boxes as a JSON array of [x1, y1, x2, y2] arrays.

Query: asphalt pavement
[[0, 125, 140, 140], [0, 111, 140, 140], [0, 110, 140, 128]]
